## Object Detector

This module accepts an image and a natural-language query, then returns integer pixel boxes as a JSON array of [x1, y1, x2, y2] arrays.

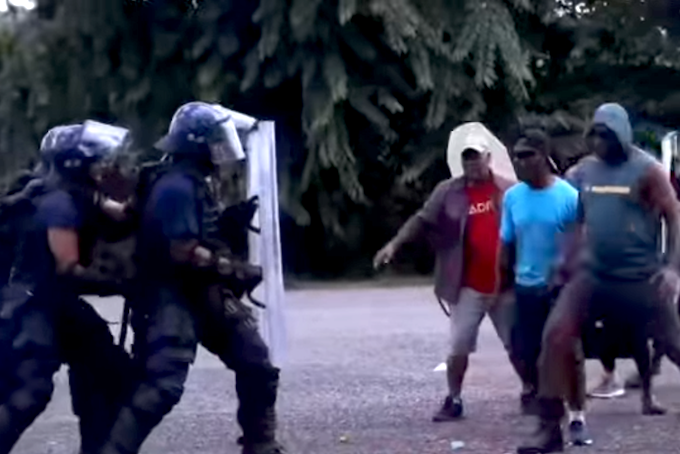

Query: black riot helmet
[[155, 101, 245, 175], [47, 120, 131, 186]]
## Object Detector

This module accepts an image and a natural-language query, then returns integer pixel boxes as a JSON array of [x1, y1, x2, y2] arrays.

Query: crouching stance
[[99, 102, 285, 454], [0, 122, 134, 454]]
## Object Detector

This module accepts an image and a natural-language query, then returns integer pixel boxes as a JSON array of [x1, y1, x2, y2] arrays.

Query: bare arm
[[374, 181, 450, 268], [99, 197, 131, 222], [641, 164, 680, 268], [393, 181, 450, 248], [170, 239, 215, 267], [47, 228, 80, 274], [498, 241, 515, 291]]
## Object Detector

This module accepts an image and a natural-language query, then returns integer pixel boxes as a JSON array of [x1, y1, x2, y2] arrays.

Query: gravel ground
[[11, 284, 680, 453]]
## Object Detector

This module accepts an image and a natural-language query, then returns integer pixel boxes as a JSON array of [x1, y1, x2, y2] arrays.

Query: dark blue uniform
[[0, 189, 132, 454], [101, 168, 278, 454]]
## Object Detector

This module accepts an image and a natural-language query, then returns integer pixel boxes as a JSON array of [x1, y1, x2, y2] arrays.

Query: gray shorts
[[448, 287, 514, 356]]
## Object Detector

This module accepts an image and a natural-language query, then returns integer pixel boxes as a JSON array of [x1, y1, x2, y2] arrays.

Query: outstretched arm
[[374, 181, 450, 268]]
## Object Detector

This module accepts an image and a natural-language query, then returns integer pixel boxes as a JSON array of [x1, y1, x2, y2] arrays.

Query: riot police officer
[[0, 121, 134, 454], [99, 102, 285, 454]]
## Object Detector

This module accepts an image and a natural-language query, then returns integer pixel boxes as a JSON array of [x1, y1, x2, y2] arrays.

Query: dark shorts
[[548, 272, 679, 359], [581, 275, 664, 359]]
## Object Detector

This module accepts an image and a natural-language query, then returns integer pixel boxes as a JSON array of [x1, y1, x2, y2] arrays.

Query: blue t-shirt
[[500, 178, 578, 287], [17, 190, 88, 287], [139, 170, 202, 279]]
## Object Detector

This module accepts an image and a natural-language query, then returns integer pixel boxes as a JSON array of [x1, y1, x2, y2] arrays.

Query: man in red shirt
[[374, 145, 522, 421]]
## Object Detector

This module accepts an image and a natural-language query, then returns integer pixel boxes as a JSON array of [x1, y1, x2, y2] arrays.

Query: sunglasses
[[588, 128, 614, 140], [513, 150, 538, 160]]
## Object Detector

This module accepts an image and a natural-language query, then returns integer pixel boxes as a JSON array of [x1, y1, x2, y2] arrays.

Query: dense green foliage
[[0, 0, 679, 277]]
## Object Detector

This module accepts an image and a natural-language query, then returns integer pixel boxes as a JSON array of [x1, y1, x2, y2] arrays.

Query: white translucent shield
[[446, 122, 516, 182], [221, 109, 286, 368]]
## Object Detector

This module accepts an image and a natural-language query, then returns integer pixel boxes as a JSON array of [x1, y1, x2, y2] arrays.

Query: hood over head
[[590, 103, 633, 149]]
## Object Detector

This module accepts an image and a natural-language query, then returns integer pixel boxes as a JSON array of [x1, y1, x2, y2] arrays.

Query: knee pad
[[132, 383, 184, 417]]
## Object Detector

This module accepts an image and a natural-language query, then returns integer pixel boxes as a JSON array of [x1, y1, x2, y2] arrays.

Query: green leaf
[[323, 53, 348, 102], [197, 54, 222, 89], [338, 0, 357, 25], [289, 0, 322, 43], [191, 30, 214, 60], [217, 32, 240, 59]]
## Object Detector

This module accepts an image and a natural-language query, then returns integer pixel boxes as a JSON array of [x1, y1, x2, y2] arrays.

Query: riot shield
[[446, 122, 516, 182], [212, 108, 287, 368]]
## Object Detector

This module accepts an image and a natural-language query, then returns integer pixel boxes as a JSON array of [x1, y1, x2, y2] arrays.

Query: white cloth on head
[[446, 122, 516, 182]]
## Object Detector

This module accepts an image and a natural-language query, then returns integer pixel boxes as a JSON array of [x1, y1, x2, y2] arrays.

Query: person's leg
[[433, 288, 486, 421], [624, 295, 677, 389], [644, 280, 680, 394], [517, 273, 594, 454], [59, 298, 135, 453], [625, 342, 662, 389], [650, 341, 664, 375], [588, 336, 625, 399], [0, 302, 60, 454], [631, 333, 665, 415], [200, 295, 284, 454], [564, 337, 593, 446], [507, 286, 552, 415], [99, 285, 199, 454], [489, 288, 534, 410]]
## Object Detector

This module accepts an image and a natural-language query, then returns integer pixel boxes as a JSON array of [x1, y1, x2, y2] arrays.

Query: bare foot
[[642, 396, 667, 416]]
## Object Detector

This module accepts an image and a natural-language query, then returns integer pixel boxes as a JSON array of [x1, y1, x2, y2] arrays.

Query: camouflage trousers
[[0, 285, 133, 454], [99, 281, 280, 454]]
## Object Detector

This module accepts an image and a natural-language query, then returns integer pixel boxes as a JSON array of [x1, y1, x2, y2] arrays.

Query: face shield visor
[[204, 116, 246, 167], [79, 121, 135, 198]]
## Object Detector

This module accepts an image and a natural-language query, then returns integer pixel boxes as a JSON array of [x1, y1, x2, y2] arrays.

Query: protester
[[500, 129, 591, 446], [517, 103, 680, 454], [564, 157, 627, 400], [374, 132, 521, 421]]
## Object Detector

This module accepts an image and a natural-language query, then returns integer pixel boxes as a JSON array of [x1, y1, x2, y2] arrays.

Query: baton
[[118, 298, 131, 347]]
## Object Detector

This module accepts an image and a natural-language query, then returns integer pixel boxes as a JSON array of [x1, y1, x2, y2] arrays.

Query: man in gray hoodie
[[517, 103, 680, 454]]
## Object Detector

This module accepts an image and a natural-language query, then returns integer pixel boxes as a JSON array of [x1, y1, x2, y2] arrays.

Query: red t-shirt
[[462, 182, 500, 294]]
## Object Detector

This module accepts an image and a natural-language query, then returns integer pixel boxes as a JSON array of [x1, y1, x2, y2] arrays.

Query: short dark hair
[[516, 128, 552, 156]]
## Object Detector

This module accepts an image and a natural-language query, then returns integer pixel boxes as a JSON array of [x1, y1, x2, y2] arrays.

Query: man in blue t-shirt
[[499, 129, 591, 447]]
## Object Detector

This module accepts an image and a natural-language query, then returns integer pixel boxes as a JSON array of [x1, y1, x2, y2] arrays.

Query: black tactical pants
[[0, 285, 133, 454], [100, 282, 280, 454]]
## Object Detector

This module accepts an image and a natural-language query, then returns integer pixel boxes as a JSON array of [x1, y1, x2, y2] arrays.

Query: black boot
[[238, 406, 287, 454], [98, 406, 160, 454], [517, 398, 565, 454]]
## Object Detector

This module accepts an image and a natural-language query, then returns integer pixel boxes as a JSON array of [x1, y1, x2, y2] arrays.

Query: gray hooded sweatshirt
[[576, 103, 663, 281]]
